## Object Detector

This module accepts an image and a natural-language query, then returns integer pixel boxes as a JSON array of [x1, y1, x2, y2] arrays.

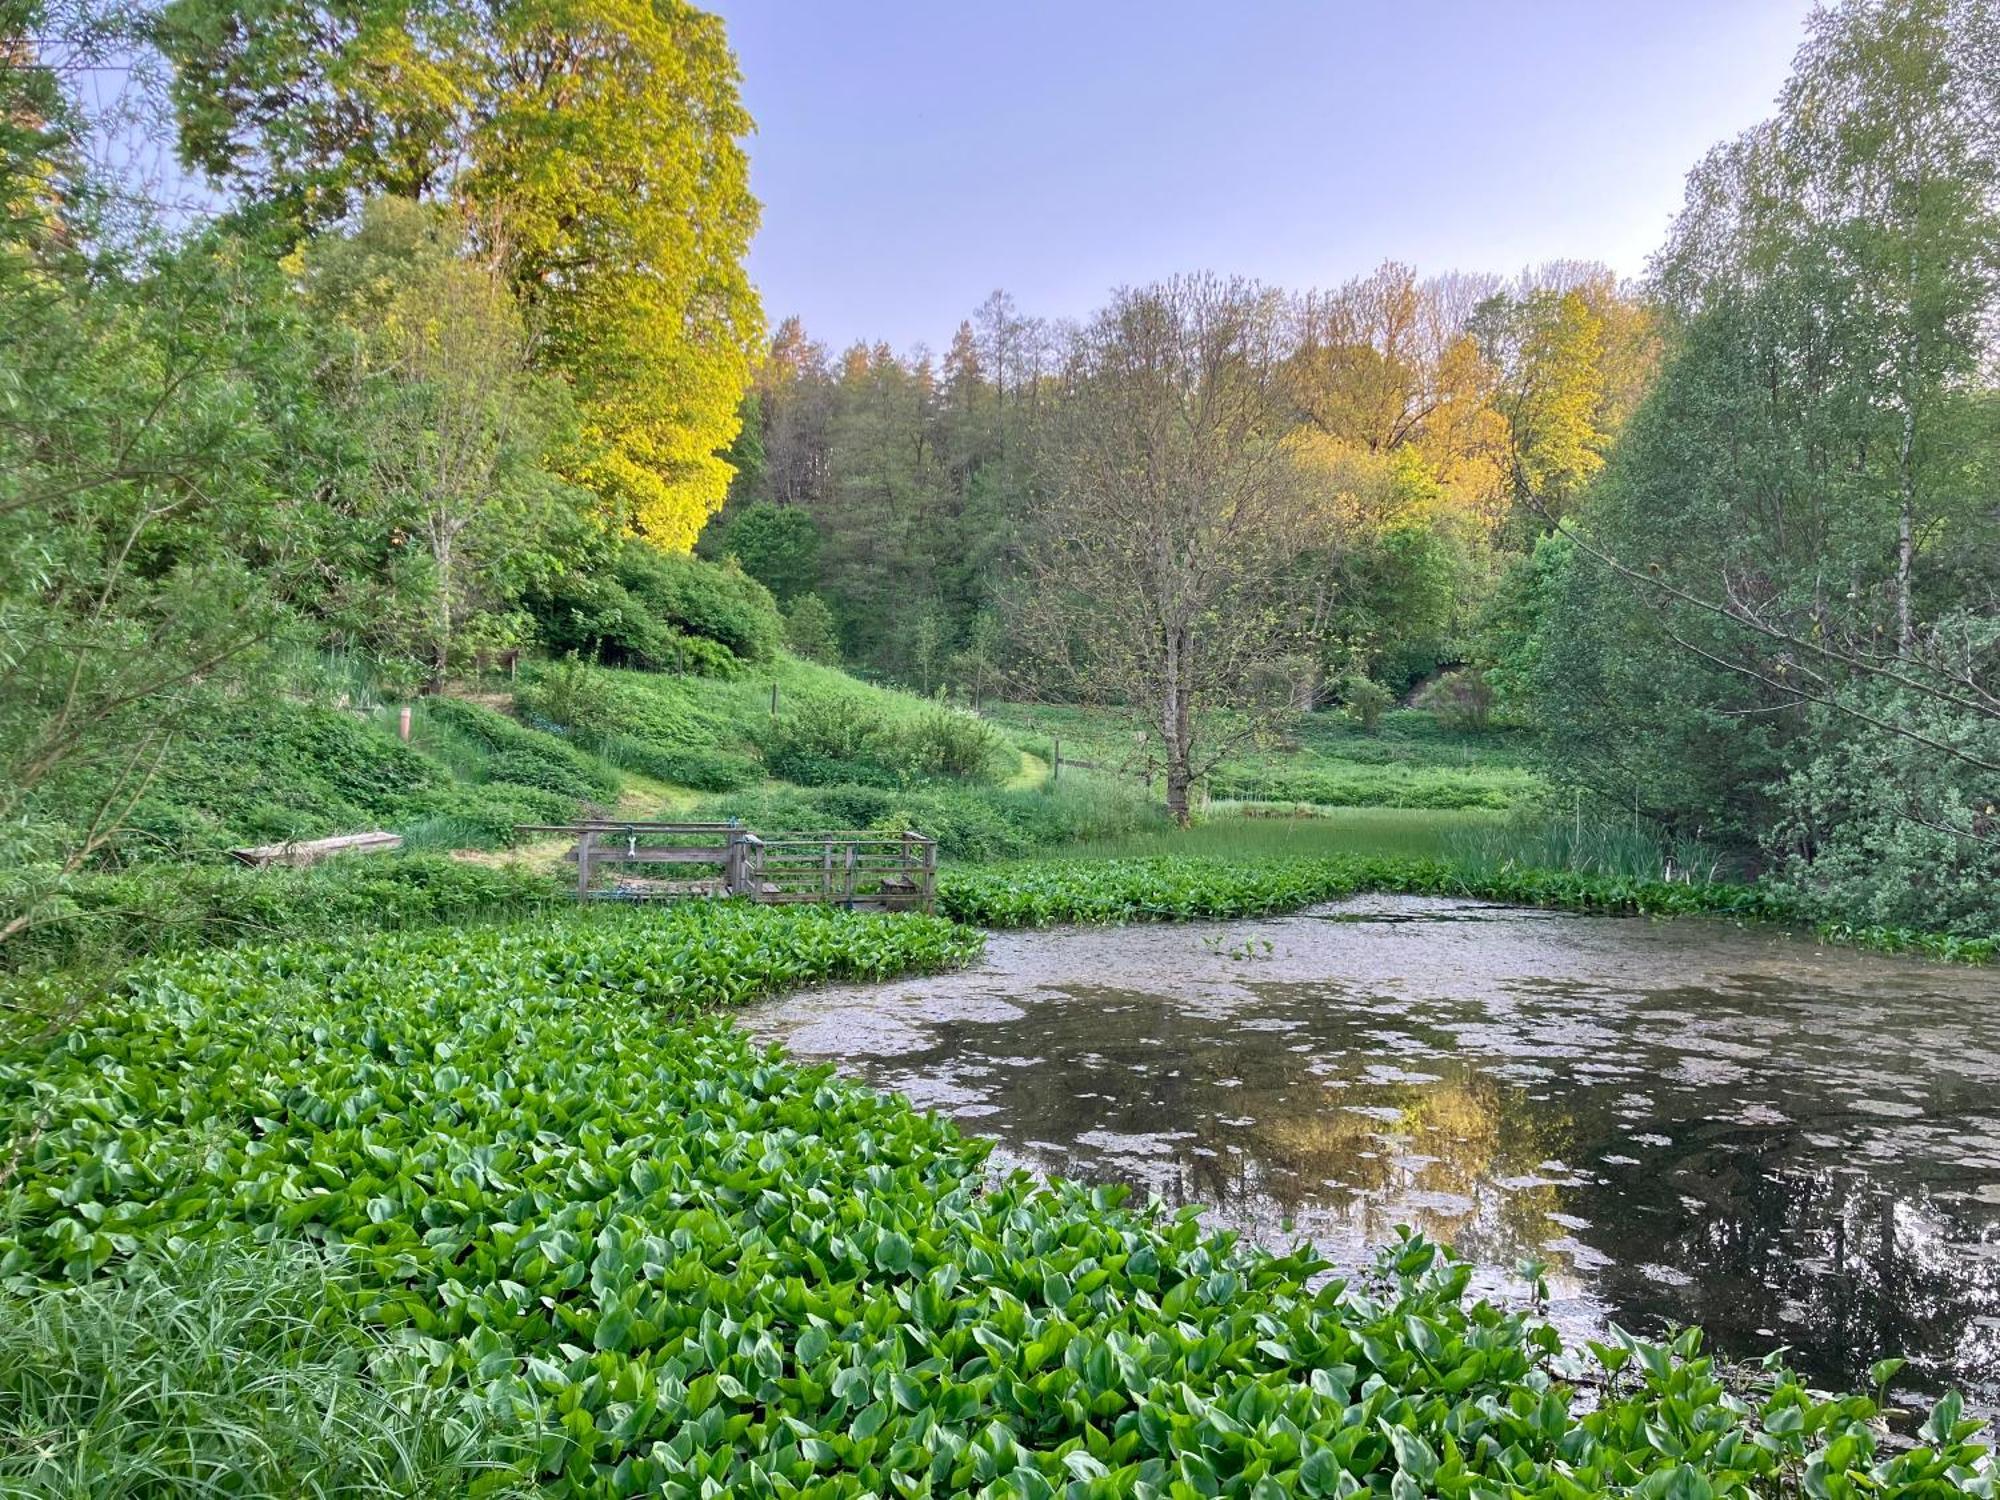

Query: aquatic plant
[[937, 854, 1996, 965], [2, 900, 1989, 1494]]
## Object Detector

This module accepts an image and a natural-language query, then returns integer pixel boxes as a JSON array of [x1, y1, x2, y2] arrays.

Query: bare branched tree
[[1018, 274, 1338, 825]]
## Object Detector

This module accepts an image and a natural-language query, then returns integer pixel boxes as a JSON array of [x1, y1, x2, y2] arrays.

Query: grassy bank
[[984, 703, 1543, 812], [3, 900, 1984, 1497]]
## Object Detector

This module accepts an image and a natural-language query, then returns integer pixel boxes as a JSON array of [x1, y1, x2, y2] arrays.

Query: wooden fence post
[[1052, 736, 1061, 781], [575, 830, 594, 900], [770, 682, 779, 717], [398, 703, 412, 742]]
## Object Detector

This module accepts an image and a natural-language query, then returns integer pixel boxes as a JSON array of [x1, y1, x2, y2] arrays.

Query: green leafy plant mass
[[3, 900, 1987, 1496]]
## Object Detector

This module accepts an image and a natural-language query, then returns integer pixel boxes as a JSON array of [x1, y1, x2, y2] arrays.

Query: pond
[[742, 895, 2000, 1412]]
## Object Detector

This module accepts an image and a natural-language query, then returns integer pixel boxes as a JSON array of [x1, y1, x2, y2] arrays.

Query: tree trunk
[[1896, 390, 1916, 656], [1161, 625, 1195, 827]]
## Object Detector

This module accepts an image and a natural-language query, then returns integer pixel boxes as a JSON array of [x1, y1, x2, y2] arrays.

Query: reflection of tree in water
[[866, 965, 2000, 1410], [1593, 1139, 2000, 1405], [1246, 1063, 1573, 1265], [917, 984, 1578, 1272]]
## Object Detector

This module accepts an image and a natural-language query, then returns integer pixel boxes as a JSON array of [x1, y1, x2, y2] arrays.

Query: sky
[[714, 0, 1818, 354]]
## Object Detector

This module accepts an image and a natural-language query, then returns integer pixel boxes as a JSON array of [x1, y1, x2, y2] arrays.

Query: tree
[[1022, 275, 1336, 825], [710, 501, 821, 602], [1525, 0, 2000, 928], [297, 197, 594, 680], [1471, 267, 1657, 534], [157, 0, 763, 548]]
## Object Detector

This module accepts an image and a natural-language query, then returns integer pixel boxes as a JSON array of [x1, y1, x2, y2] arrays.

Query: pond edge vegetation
[[4, 900, 1992, 1497]]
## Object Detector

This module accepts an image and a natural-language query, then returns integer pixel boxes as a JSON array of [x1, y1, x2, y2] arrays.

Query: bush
[[527, 544, 784, 671], [595, 735, 762, 792], [700, 775, 1160, 861], [422, 697, 619, 803], [760, 691, 896, 784], [1415, 667, 1496, 730], [1764, 695, 2000, 938], [514, 656, 620, 741], [900, 705, 1006, 782], [783, 591, 843, 663], [1, 852, 562, 976], [613, 546, 784, 662], [1338, 674, 1393, 732]]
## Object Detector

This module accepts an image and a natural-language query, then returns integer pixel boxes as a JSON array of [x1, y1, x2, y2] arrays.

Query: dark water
[[742, 896, 2000, 1411]]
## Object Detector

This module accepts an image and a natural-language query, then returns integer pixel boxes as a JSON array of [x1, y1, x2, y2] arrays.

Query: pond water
[[742, 896, 2000, 1411]]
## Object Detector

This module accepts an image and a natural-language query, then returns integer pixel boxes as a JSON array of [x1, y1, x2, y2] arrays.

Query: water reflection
[[741, 896, 2000, 1410]]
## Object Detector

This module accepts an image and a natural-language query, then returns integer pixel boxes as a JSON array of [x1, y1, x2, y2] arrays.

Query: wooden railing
[[736, 831, 937, 912], [518, 822, 937, 912]]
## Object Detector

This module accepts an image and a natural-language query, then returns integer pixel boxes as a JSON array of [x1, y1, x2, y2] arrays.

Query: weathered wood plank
[[229, 831, 402, 869]]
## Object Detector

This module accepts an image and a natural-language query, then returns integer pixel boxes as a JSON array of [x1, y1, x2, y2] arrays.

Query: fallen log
[[228, 831, 403, 869]]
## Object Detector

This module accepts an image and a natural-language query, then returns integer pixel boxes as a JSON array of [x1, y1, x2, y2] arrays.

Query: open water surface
[[742, 895, 2000, 1409]]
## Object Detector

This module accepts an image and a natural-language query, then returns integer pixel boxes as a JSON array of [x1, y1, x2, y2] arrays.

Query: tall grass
[[1443, 811, 1731, 884], [0, 1241, 532, 1496], [1063, 807, 1504, 862]]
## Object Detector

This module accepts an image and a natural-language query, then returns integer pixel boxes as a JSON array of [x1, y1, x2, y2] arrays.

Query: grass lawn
[[980, 701, 1542, 812], [1060, 807, 1504, 863]]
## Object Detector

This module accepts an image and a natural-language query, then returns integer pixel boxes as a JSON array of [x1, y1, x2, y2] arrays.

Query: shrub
[[422, 697, 619, 803], [1338, 674, 1393, 732], [1415, 667, 1496, 730], [1, 853, 562, 976], [760, 691, 896, 784], [595, 735, 762, 792], [782, 591, 843, 663], [527, 544, 784, 671], [699, 776, 1161, 861], [612, 546, 784, 662], [1764, 696, 2000, 938], [711, 501, 822, 601], [514, 656, 620, 741], [899, 705, 1006, 782]]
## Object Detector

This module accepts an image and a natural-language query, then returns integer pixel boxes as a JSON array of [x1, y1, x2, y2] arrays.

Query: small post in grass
[[398, 703, 412, 742]]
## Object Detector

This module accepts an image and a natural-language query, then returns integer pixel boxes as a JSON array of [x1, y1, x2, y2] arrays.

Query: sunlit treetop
[[158, 0, 764, 549]]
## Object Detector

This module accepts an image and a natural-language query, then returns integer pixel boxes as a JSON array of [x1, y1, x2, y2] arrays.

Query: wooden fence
[[518, 822, 937, 913]]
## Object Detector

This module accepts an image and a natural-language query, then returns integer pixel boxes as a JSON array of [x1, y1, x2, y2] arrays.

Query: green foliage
[[937, 854, 1785, 929], [703, 778, 1161, 861], [1412, 668, 1496, 732], [160, 0, 763, 543], [596, 737, 762, 793], [1, 853, 562, 977], [783, 591, 844, 664], [1764, 691, 2000, 939], [528, 544, 783, 671], [1444, 811, 1731, 885], [759, 692, 900, 787], [421, 697, 621, 803], [1514, 0, 2000, 930], [293, 197, 596, 680], [1336, 675, 1392, 732], [3, 902, 1986, 1496], [713, 501, 822, 600], [0, 1240, 534, 1495], [900, 707, 1007, 782], [1208, 761, 1531, 811]]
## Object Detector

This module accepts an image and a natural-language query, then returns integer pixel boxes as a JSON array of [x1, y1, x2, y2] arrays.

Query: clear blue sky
[[714, 0, 1816, 353]]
